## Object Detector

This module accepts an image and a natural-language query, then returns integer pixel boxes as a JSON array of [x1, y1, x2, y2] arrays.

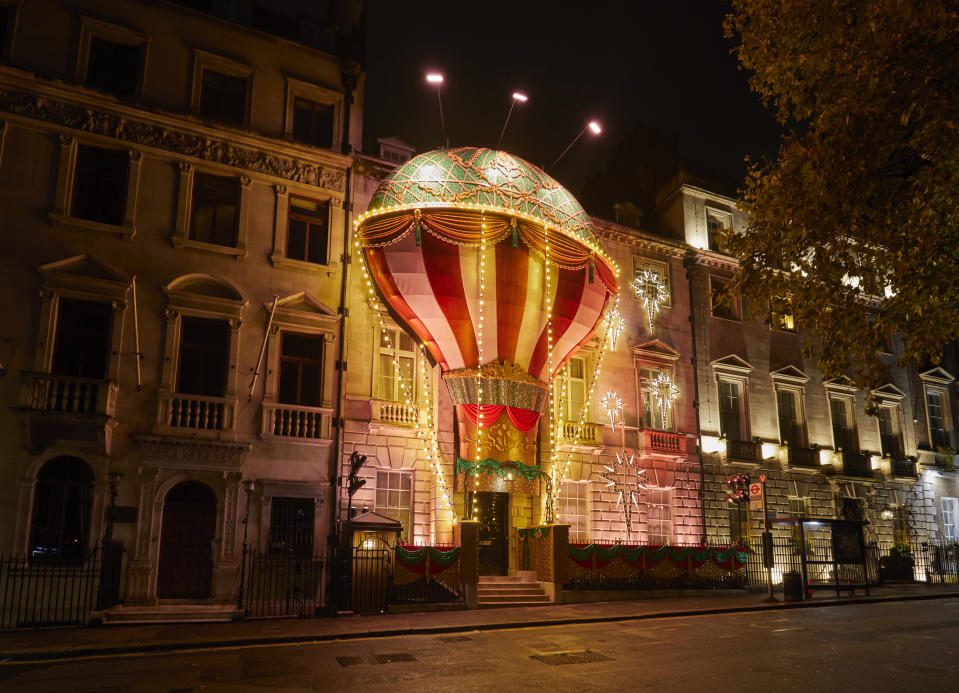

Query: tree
[[722, 0, 959, 393]]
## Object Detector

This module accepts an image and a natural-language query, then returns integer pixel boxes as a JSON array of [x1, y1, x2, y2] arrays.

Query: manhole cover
[[374, 653, 417, 664], [531, 650, 614, 666]]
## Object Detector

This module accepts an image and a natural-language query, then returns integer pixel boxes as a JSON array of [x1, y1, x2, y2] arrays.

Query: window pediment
[[165, 273, 246, 319], [632, 338, 680, 363], [39, 254, 130, 301], [269, 292, 340, 334], [770, 365, 809, 385], [824, 376, 858, 394], [919, 367, 955, 386], [711, 353, 753, 375], [871, 383, 905, 401]]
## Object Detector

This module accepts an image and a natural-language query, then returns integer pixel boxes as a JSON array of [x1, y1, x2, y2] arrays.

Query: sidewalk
[[2, 583, 958, 663]]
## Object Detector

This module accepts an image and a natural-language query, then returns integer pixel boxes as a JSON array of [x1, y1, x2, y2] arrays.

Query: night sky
[[363, 1, 783, 210]]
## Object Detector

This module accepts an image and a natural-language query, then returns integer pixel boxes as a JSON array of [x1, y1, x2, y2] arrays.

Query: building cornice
[[0, 68, 349, 194]]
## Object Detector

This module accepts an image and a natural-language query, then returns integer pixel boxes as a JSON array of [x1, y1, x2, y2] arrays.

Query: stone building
[[0, 0, 364, 615]]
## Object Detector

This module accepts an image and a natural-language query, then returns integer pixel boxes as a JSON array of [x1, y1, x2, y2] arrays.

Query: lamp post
[[426, 72, 447, 148], [496, 91, 528, 149], [236, 479, 255, 611], [551, 120, 601, 169], [96, 471, 122, 610]]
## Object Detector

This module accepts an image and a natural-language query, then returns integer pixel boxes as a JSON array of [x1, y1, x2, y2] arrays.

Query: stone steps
[[477, 572, 550, 608], [100, 604, 239, 625]]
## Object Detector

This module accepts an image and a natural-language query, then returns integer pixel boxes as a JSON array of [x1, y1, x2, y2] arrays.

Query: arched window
[[30, 457, 94, 561]]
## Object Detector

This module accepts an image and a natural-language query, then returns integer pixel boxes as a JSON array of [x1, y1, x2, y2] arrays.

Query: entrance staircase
[[477, 571, 551, 608], [99, 603, 239, 624]]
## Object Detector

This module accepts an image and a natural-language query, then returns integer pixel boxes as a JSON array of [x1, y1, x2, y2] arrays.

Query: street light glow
[[588, 121, 602, 134], [512, 92, 528, 102], [426, 73, 444, 84]]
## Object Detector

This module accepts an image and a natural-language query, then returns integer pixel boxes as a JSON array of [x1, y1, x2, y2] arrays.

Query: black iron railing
[[841, 451, 872, 478], [239, 549, 327, 618], [0, 546, 102, 629], [889, 458, 917, 478], [727, 439, 762, 462], [787, 446, 819, 468]]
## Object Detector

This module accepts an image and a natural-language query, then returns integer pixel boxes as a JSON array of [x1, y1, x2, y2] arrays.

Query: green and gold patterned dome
[[366, 146, 598, 245]]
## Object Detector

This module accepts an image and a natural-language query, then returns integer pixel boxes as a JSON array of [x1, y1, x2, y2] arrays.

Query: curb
[[3, 590, 959, 664]]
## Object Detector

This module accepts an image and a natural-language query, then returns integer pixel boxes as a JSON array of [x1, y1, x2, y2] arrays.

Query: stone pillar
[[550, 524, 570, 604], [459, 519, 479, 609]]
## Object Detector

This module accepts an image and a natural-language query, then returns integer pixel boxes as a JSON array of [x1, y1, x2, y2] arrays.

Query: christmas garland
[[568, 544, 748, 572], [516, 527, 551, 539], [455, 457, 543, 481], [395, 545, 461, 579]]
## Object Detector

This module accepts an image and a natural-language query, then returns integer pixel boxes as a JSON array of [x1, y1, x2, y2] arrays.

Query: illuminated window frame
[[631, 256, 671, 308], [557, 480, 590, 543]]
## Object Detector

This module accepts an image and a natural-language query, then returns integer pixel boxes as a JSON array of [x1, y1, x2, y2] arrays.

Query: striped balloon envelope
[[356, 147, 618, 480]]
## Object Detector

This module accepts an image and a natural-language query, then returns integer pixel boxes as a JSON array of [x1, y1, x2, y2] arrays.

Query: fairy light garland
[[544, 223, 558, 509], [353, 233, 457, 529]]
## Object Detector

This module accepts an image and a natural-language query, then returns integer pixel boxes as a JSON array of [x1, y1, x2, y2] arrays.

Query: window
[[51, 298, 112, 379], [71, 145, 128, 226], [710, 276, 740, 321], [942, 498, 958, 542], [30, 457, 94, 561], [292, 97, 334, 148], [0, 3, 15, 60], [927, 391, 949, 448], [632, 257, 671, 307], [558, 481, 589, 543], [376, 327, 416, 402], [278, 333, 323, 407], [85, 36, 140, 97], [375, 470, 412, 541], [829, 397, 858, 453], [771, 296, 796, 332], [718, 380, 743, 441], [877, 405, 904, 459], [191, 173, 238, 247], [287, 198, 330, 264], [647, 488, 673, 545], [640, 367, 672, 430], [893, 506, 911, 549], [269, 497, 315, 555], [789, 497, 809, 518], [199, 69, 248, 126], [177, 317, 230, 397], [563, 356, 588, 421], [706, 208, 732, 253], [776, 389, 805, 447]]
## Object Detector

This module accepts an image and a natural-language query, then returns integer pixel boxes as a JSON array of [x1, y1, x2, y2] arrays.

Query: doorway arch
[[157, 481, 216, 599]]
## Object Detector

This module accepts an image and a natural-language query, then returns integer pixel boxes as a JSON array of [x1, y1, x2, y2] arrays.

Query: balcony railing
[[786, 446, 819, 469], [19, 371, 117, 417], [559, 421, 599, 445], [161, 393, 234, 431], [261, 403, 332, 441], [370, 399, 419, 427], [934, 453, 956, 472], [726, 439, 762, 462], [889, 458, 917, 478], [840, 450, 873, 478], [640, 429, 685, 455]]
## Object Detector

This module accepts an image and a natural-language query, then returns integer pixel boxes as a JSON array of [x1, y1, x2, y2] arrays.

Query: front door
[[157, 481, 216, 599], [474, 491, 509, 576]]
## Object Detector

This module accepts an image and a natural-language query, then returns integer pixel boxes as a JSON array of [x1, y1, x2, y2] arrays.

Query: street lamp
[[496, 91, 528, 149], [426, 72, 447, 148], [551, 120, 602, 169]]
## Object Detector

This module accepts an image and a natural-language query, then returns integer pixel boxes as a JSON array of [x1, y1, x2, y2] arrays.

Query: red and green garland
[[569, 544, 748, 573], [396, 545, 461, 580]]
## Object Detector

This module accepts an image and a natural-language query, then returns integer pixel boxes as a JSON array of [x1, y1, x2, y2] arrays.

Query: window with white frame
[[77, 16, 149, 98], [557, 481, 589, 543], [788, 497, 809, 518], [191, 50, 253, 127], [173, 163, 250, 258], [563, 355, 588, 422], [632, 257, 671, 307], [639, 367, 673, 430], [829, 396, 859, 453], [705, 207, 733, 253], [927, 390, 950, 449], [776, 388, 806, 447], [718, 379, 745, 442], [942, 498, 958, 542], [647, 488, 673, 545], [877, 404, 904, 460], [375, 326, 416, 402], [284, 77, 343, 152], [375, 470, 412, 541]]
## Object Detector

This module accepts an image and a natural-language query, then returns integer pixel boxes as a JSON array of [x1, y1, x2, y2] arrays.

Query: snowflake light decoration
[[600, 452, 648, 536], [605, 307, 627, 349], [650, 368, 679, 430], [632, 268, 668, 334], [600, 390, 624, 428]]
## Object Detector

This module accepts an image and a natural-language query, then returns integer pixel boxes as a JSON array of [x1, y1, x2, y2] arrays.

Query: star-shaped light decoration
[[632, 268, 668, 334], [600, 451, 648, 536], [600, 390, 624, 429], [649, 368, 679, 430], [605, 307, 627, 350]]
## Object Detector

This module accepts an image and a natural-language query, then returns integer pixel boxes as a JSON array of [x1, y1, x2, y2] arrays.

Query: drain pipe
[[683, 250, 708, 545]]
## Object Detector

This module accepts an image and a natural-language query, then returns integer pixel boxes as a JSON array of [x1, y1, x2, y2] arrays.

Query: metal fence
[[390, 575, 465, 605], [240, 549, 328, 618], [0, 547, 102, 629]]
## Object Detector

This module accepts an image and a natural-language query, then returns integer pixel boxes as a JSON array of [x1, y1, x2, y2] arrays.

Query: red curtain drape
[[460, 404, 540, 432]]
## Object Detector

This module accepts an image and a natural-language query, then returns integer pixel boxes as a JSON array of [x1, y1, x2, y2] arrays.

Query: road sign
[[749, 483, 762, 499]]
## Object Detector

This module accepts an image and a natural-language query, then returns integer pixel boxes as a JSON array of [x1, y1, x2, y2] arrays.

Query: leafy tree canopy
[[723, 0, 959, 392]]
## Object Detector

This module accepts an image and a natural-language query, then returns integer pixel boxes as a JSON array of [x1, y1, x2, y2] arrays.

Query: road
[[2, 599, 958, 692]]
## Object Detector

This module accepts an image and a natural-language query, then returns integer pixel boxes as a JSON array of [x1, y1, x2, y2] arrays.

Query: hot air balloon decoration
[[355, 147, 618, 516]]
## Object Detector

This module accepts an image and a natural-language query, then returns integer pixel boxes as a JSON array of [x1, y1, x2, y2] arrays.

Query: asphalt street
[[1, 598, 958, 692]]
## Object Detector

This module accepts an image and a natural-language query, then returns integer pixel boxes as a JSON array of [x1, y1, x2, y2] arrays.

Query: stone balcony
[[639, 429, 686, 457], [786, 446, 821, 470], [15, 371, 119, 453], [557, 421, 600, 445], [155, 392, 236, 439], [725, 438, 763, 463], [260, 402, 332, 444]]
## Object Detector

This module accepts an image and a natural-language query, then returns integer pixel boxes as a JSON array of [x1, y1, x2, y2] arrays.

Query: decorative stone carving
[[133, 435, 251, 468], [128, 149, 141, 162], [0, 87, 346, 192]]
